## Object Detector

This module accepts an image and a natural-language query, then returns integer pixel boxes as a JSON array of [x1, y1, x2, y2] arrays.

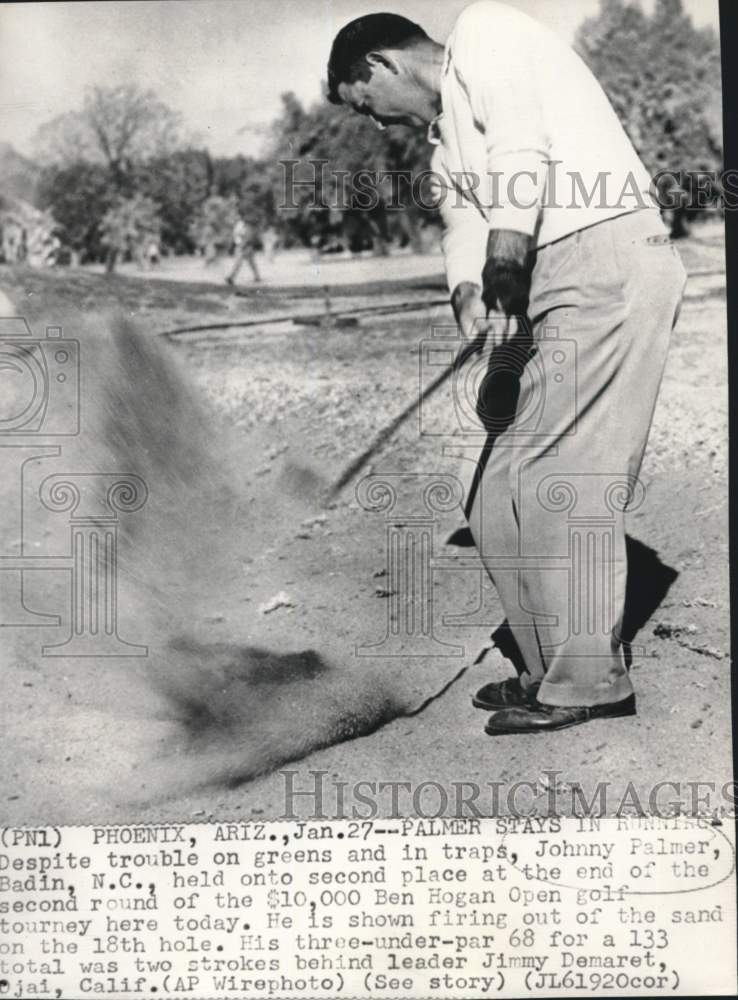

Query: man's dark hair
[[327, 13, 428, 105]]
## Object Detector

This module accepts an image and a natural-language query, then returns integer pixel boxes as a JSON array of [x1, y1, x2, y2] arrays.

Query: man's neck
[[406, 39, 445, 123]]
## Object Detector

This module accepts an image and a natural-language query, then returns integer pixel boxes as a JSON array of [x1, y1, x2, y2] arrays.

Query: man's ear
[[365, 50, 400, 74]]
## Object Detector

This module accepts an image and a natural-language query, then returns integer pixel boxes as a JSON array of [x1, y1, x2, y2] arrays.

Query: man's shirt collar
[[427, 112, 444, 145]]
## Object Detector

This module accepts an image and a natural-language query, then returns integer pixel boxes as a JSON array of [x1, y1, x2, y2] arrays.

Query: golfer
[[327, 1, 686, 733]]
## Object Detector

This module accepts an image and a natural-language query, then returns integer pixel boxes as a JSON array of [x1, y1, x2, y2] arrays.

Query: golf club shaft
[[325, 337, 482, 502]]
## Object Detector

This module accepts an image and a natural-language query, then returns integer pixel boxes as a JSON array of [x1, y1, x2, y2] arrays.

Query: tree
[[188, 193, 240, 263], [576, 0, 723, 235], [0, 142, 41, 204], [135, 149, 212, 253], [33, 84, 184, 261], [266, 90, 434, 252], [210, 154, 276, 230], [33, 84, 183, 188], [37, 161, 114, 263], [100, 193, 162, 272]]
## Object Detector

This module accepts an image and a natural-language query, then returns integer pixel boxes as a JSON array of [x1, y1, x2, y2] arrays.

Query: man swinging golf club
[[327, 1, 686, 734]]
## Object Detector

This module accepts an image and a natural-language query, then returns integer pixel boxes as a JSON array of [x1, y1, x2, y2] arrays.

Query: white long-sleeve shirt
[[431, 1, 659, 293]]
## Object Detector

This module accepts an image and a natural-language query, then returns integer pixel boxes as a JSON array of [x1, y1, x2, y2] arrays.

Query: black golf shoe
[[484, 694, 636, 734]]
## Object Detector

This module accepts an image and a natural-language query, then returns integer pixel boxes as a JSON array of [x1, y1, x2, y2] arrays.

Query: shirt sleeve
[[450, 1, 550, 237], [430, 147, 488, 294]]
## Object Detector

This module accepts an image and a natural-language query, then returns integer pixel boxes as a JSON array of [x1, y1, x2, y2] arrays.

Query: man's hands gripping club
[[482, 229, 535, 320], [452, 229, 535, 355]]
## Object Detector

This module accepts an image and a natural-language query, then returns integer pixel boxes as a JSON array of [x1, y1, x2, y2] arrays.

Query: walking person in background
[[327, 1, 687, 734], [145, 238, 160, 269], [262, 225, 279, 263], [226, 216, 261, 285]]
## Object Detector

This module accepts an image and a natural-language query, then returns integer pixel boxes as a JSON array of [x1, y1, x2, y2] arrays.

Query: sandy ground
[[0, 221, 731, 824], [84, 246, 447, 289]]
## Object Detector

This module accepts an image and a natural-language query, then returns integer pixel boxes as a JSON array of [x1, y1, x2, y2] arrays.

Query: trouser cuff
[[536, 676, 634, 708]]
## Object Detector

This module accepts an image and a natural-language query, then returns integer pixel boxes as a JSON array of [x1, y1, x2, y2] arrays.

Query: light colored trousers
[[465, 209, 687, 707]]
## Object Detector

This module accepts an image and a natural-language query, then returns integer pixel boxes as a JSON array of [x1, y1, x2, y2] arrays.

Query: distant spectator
[[1, 219, 26, 264], [225, 218, 261, 285], [43, 233, 61, 268], [262, 225, 279, 263], [204, 231, 218, 266], [146, 239, 160, 268]]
